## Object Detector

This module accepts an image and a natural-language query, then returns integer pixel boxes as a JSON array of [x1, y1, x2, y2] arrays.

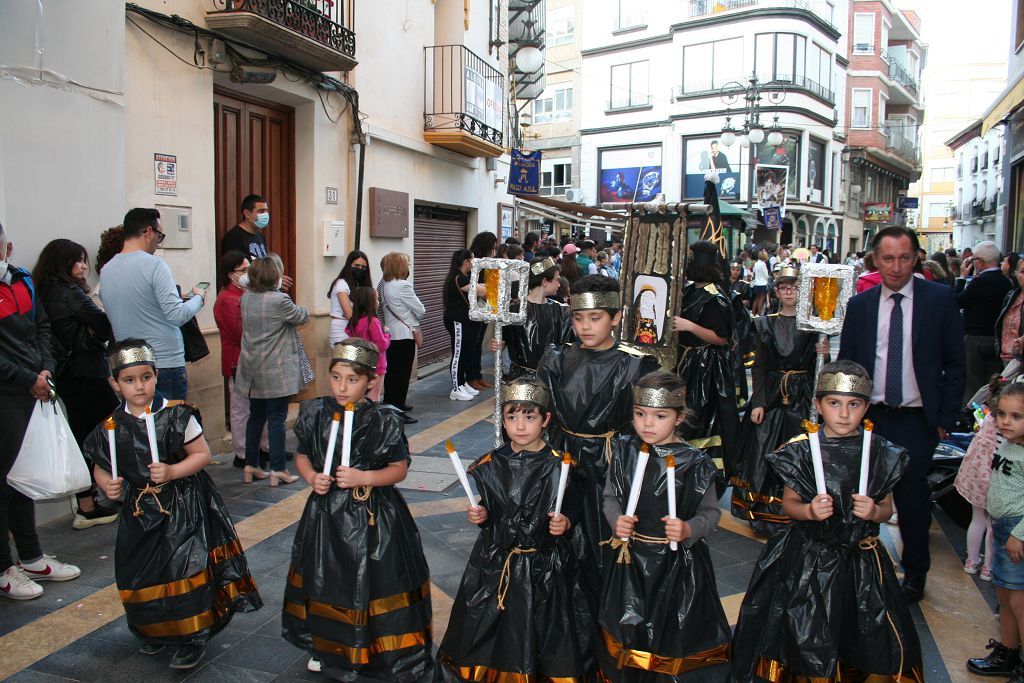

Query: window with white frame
[[880, 20, 890, 57], [610, 61, 650, 109], [540, 159, 572, 196], [615, 0, 645, 31], [851, 88, 872, 128], [755, 34, 831, 94], [532, 85, 574, 123], [853, 13, 875, 53], [927, 202, 947, 218], [930, 166, 954, 184], [683, 38, 744, 93], [549, 6, 574, 46], [878, 93, 887, 128]]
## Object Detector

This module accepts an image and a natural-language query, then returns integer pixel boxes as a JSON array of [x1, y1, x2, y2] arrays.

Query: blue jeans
[[246, 396, 288, 471], [156, 366, 188, 400]]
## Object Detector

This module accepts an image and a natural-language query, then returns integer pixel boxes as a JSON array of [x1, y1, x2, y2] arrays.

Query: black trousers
[[464, 320, 486, 382], [964, 334, 1001, 404], [0, 401, 44, 572], [383, 339, 416, 409], [868, 406, 938, 578], [444, 319, 473, 391], [57, 375, 119, 502]]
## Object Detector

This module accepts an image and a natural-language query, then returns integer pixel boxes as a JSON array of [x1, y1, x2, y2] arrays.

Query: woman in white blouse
[[751, 249, 770, 315], [379, 252, 425, 420]]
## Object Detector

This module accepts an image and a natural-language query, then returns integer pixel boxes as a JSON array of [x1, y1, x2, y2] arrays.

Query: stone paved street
[[0, 359, 1000, 681]]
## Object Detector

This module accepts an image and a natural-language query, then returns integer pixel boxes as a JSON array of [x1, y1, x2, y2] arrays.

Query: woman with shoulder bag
[[235, 255, 308, 486], [379, 252, 424, 420], [33, 239, 119, 530]]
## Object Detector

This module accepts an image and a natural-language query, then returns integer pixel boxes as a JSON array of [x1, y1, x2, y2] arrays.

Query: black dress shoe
[[402, 414, 418, 425], [401, 404, 414, 412], [968, 639, 1021, 676], [901, 575, 926, 604], [168, 644, 206, 670]]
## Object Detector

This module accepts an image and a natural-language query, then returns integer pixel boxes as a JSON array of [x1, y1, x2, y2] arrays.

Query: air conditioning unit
[[564, 188, 584, 203]]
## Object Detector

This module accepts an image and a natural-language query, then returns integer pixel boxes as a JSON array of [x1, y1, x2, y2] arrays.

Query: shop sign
[[864, 202, 893, 222]]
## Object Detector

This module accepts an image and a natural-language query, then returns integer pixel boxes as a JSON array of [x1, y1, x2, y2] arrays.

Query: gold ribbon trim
[[133, 576, 258, 638], [312, 628, 431, 664], [561, 427, 617, 465], [437, 651, 584, 682], [352, 485, 375, 525], [778, 370, 809, 406], [755, 656, 924, 683], [285, 571, 429, 622], [600, 533, 670, 565], [688, 435, 723, 450], [132, 483, 171, 518], [119, 540, 245, 604], [601, 629, 730, 675], [496, 547, 537, 611], [284, 600, 307, 620]]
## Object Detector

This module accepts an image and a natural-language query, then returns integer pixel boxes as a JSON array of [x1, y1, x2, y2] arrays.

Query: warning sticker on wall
[[154, 153, 177, 196]]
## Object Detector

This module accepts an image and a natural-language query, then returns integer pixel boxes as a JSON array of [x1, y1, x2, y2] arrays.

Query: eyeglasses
[[153, 228, 166, 244], [777, 286, 797, 293]]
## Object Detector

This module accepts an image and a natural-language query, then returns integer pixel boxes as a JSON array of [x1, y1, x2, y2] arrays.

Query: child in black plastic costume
[[283, 338, 434, 682], [438, 378, 590, 681], [731, 360, 922, 682], [599, 370, 732, 682], [87, 339, 262, 671]]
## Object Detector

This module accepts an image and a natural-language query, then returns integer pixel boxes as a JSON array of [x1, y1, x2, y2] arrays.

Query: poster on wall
[[684, 137, 741, 199], [756, 164, 789, 218], [807, 139, 825, 203], [464, 66, 486, 122], [154, 153, 177, 196], [755, 134, 799, 197], [599, 146, 663, 203], [498, 203, 515, 241]]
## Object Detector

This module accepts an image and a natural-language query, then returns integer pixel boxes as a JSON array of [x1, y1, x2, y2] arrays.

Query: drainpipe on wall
[[354, 141, 366, 250]]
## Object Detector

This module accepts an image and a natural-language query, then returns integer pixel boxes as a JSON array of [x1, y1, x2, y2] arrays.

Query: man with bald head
[[958, 240, 1012, 402]]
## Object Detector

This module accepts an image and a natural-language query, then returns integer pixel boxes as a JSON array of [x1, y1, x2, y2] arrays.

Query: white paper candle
[[553, 451, 572, 518], [105, 417, 118, 480], [340, 402, 356, 468], [622, 444, 650, 541], [666, 454, 678, 551], [858, 419, 874, 496], [143, 406, 159, 465], [445, 440, 477, 507], [805, 422, 827, 496], [322, 411, 342, 476]]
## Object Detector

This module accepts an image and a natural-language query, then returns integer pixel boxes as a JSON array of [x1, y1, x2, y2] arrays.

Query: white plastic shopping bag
[[7, 400, 92, 500]]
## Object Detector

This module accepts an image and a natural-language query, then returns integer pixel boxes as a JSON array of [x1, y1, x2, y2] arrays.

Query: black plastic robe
[[504, 299, 575, 380], [730, 280, 754, 407], [83, 396, 262, 647], [281, 398, 435, 683], [731, 432, 923, 682], [599, 437, 732, 682], [676, 283, 739, 478], [730, 314, 818, 533], [437, 443, 591, 681]]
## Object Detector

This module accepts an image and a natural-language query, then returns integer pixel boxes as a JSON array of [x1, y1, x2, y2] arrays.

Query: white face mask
[[0, 242, 8, 279], [237, 273, 249, 289]]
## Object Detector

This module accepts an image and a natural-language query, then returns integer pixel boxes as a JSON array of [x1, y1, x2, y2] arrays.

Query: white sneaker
[[461, 383, 480, 396], [0, 566, 43, 600], [450, 387, 474, 401], [19, 554, 81, 582], [307, 657, 322, 672]]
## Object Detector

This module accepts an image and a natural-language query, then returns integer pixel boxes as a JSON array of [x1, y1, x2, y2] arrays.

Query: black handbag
[[181, 317, 210, 363]]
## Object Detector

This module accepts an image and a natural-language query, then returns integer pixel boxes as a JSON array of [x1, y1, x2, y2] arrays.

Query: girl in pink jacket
[[346, 287, 391, 401]]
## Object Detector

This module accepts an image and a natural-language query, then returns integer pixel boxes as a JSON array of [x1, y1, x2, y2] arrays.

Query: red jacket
[[213, 284, 243, 377]]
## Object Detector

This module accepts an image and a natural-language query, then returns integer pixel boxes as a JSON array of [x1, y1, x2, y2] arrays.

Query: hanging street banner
[[509, 149, 541, 195], [755, 164, 788, 218]]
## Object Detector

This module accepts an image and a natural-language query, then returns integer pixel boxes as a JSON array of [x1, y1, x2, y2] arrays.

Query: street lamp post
[[718, 75, 786, 212]]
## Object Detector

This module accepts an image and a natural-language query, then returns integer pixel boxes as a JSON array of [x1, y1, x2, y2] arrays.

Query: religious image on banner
[[755, 134, 799, 197], [807, 139, 826, 203], [631, 275, 668, 346], [509, 149, 541, 195], [599, 145, 662, 203], [756, 164, 789, 218], [684, 137, 741, 199]]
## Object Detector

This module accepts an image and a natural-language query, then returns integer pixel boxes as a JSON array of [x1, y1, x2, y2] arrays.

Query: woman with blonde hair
[[380, 252, 424, 419]]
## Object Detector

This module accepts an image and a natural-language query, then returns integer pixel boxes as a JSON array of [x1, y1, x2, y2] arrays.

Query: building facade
[[576, 0, 850, 257], [0, 0, 514, 449]]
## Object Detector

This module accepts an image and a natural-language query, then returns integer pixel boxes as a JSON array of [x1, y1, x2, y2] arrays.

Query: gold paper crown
[[776, 266, 799, 280], [570, 291, 621, 311], [633, 386, 686, 408], [331, 342, 379, 371], [109, 344, 156, 373], [530, 257, 557, 276], [815, 371, 872, 399], [500, 382, 551, 410]]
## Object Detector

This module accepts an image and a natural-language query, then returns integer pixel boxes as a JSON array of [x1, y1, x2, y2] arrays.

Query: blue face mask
[[253, 212, 270, 230]]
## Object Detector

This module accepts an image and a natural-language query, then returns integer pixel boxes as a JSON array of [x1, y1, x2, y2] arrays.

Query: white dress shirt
[[872, 280, 922, 406]]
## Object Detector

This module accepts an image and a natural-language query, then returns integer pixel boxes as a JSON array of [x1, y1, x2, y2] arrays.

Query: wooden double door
[[213, 88, 296, 290]]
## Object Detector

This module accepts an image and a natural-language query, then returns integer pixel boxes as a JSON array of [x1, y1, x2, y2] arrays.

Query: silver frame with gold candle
[[468, 258, 531, 447], [795, 263, 855, 336]]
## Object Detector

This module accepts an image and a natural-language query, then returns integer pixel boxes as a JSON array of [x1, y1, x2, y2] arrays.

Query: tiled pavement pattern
[[0, 353, 999, 682]]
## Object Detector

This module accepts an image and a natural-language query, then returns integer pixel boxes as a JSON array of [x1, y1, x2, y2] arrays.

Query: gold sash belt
[[600, 533, 670, 565], [133, 483, 171, 518], [561, 428, 617, 465], [496, 547, 537, 611]]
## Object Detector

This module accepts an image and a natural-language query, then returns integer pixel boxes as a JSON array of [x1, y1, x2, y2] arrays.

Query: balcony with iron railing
[[423, 45, 505, 158], [686, 0, 836, 29], [885, 127, 919, 164], [887, 60, 919, 102], [206, 0, 356, 72], [673, 74, 833, 103]]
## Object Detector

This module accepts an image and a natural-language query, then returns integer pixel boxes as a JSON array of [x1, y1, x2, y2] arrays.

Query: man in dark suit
[[957, 240, 1012, 403], [838, 226, 966, 603]]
